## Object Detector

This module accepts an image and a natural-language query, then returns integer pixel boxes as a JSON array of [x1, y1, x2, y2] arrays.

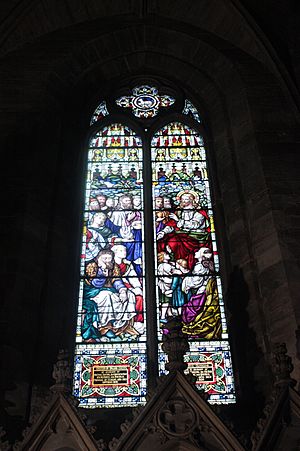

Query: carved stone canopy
[[13, 393, 100, 451], [251, 386, 300, 451], [109, 371, 244, 451]]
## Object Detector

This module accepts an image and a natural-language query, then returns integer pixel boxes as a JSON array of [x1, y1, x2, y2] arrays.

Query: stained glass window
[[74, 86, 235, 408], [152, 122, 235, 403], [90, 101, 109, 125], [74, 124, 147, 408], [182, 99, 202, 123]]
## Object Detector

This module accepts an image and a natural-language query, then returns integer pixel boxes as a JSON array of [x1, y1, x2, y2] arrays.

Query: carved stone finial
[[271, 343, 296, 388], [161, 317, 189, 373], [50, 349, 72, 393]]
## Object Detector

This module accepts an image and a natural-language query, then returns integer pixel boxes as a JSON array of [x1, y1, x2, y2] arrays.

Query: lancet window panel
[[75, 123, 147, 408], [151, 121, 235, 403], [74, 87, 236, 408]]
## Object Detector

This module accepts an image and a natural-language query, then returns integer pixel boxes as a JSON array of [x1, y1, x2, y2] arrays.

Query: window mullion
[[143, 134, 159, 390]]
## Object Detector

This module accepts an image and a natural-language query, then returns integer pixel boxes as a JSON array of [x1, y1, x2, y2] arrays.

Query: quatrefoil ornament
[[158, 398, 197, 436], [116, 85, 175, 119]]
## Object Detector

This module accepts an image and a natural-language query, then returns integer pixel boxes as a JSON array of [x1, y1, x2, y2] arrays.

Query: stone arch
[[46, 27, 299, 378]]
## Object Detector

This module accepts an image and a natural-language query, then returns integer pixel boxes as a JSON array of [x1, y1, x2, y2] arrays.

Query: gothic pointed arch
[[73, 81, 235, 408]]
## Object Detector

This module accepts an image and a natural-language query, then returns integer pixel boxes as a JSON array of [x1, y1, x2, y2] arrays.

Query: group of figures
[[154, 188, 222, 340], [81, 189, 145, 343], [151, 121, 223, 340], [79, 121, 223, 346], [75, 110, 235, 407]]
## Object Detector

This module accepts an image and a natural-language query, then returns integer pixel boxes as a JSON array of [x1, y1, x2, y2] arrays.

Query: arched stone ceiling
[[0, 0, 291, 78], [0, 19, 298, 138], [0, 0, 299, 123]]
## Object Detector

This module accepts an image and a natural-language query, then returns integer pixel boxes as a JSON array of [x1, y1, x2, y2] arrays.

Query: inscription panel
[[188, 361, 216, 384], [92, 364, 130, 387]]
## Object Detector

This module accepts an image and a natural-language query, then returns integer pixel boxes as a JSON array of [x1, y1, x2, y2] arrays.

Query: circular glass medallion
[[133, 95, 159, 111]]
